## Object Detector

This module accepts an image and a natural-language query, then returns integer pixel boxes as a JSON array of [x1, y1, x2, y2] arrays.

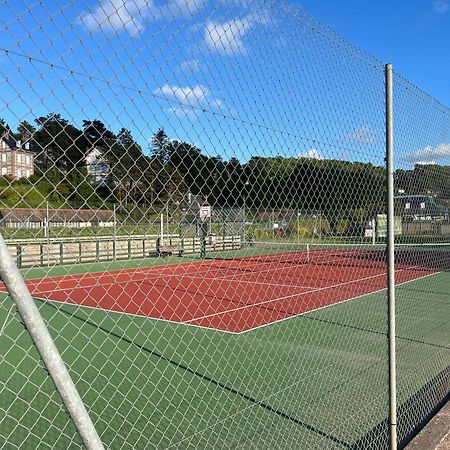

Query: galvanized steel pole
[[0, 233, 104, 450], [386, 63, 397, 450]]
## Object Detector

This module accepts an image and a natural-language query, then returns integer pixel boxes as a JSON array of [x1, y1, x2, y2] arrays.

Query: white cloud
[[204, 11, 268, 56], [434, 0, 449, 13], [176, 59, 201, 73], [344, 126, 378, 145], [79, 0, 152, 35], [153, 84, 223, 111], [166, 0, 204, 17], [205, 17, 252, 55], [79, 0, 205, 35], [298, 148, 323, 160], [404, 143, 450, 165]]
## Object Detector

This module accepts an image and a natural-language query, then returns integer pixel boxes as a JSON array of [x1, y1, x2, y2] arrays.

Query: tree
[[82, 119, 117, 148], [0, 119, 11, 135], [34, 113, 88, 173], [109, 127, 149, 205], [17, 121, 36, 140], [151, 128, 170, 164]]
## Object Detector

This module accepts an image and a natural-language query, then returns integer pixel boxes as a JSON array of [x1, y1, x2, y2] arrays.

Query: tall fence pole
[[0, 233, 104, 450], [386, 63, 397, 450]]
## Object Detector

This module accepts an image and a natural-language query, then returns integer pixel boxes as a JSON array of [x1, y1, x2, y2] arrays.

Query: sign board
[[273, 223, 279, 229], [376, 214, 402, 237], [199, 205, 211, 221]]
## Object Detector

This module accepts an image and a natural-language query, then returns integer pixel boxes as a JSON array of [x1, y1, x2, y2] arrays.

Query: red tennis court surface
[[12, 254, 437, 334]]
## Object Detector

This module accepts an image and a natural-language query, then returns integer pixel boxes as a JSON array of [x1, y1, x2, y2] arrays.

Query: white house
[[85, 147, 110, 185]]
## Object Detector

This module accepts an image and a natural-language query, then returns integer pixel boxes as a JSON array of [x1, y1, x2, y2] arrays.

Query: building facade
[[0, 131, 36, 179], [394, 195, 449, 222], [0, 208, 116, 228], [85, 147, 110, 185]]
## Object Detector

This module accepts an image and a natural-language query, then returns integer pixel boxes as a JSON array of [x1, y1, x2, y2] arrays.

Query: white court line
[[32, 254, 380, 293], [184, 269, 392, 325], [184, 264, 434, 325], [26, 269, 443, 336], [27, 294, 241, 334], [234, 270, 441, 335], [22, 247, 361, 286], [27, 254, 349, 292], [197, 258, 381, 284], [188, 274, 317, 290], [26, 270, 316, 294], [24, 243, 406, 300]]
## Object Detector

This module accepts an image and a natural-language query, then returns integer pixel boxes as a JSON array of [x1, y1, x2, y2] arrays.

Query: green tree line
[[2, 115, 448, 231]]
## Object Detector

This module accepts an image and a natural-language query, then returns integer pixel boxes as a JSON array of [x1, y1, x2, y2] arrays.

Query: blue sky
[[0, 0, 448, 167], [297, 0, 450, 107]]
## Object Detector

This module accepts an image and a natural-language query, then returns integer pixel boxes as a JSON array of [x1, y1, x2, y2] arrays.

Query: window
[[405, 203, 410, 209], [26, 155, 30, 165], [26, 169, 31, 178], [420, 202, 426, 209], [1, 167, 7, 175], [17, 154, 22, 163]]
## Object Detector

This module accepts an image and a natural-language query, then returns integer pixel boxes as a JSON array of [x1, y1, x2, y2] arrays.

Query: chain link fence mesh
[[392, 73, 450, 447], [0, 0, 449, 449]]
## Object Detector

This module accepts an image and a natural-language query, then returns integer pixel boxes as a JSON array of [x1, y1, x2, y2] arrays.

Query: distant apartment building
[[0, 131, 36, 179]]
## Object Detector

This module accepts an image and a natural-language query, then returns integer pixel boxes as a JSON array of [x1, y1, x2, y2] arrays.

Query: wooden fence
[[6, 235, 242, 268]]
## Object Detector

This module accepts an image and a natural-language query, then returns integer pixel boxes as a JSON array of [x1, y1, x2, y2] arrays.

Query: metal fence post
[[0, 233, 104, 450], [386, 63, 397, 450], [16, 244, 22, 269]]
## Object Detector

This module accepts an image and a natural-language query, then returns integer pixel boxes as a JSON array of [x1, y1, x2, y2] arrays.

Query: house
[[394, 195, 449, 222], [85, 147, 110, 185], [0, 131, 36, 179], [0, 208, 116, 229]]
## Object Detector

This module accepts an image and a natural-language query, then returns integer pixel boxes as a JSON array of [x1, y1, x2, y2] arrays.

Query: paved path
[[406, 401, 450, 450]]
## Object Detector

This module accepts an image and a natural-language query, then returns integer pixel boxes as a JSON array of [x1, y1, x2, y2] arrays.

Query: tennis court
[[1, 1, 450, 447], [9, 243, 448, 333], [1, 245, 449, 449]]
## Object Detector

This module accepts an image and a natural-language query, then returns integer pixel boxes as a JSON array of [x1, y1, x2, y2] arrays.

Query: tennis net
[[205, 241, 450, 272]]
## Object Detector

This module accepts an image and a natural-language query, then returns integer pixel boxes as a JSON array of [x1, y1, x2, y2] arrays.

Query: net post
[[0, 232, 104, 450], [372, 218, 376, 245], [386, 62, 397, 450], [199, 219, 207, 259], [160, 212, 164, 247], [113, 204, 117, 261]]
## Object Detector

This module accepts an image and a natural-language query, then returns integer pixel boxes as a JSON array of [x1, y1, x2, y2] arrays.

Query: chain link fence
[[0, 1, 449, 449]]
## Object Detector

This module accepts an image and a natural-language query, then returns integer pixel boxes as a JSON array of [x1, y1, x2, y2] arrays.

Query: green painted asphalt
[[1, 260, 449, 449]]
